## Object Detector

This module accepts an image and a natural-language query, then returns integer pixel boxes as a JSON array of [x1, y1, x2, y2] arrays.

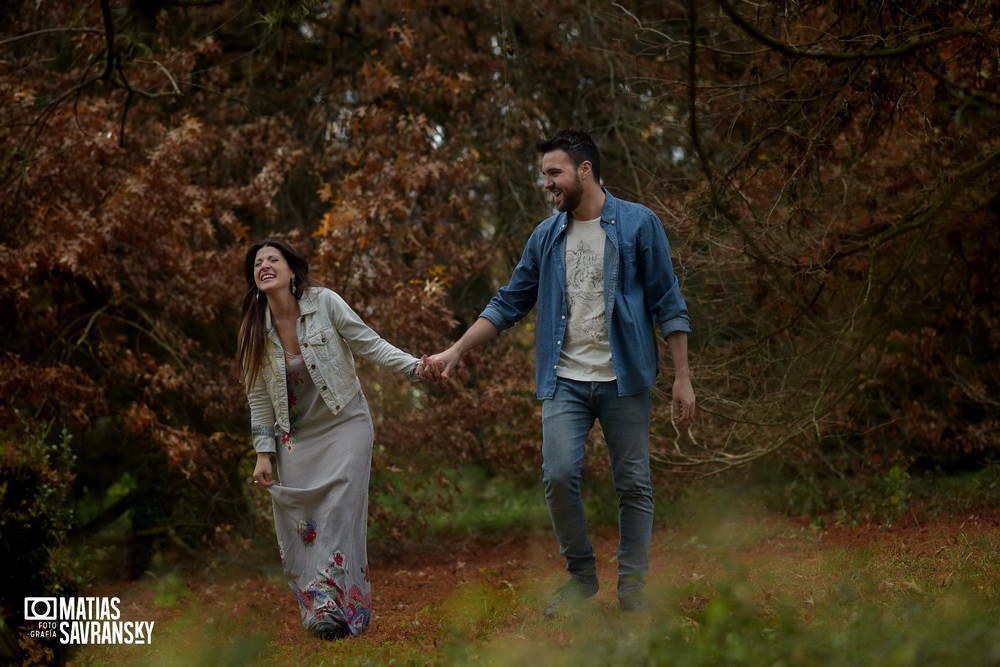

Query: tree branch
[[0, 28, 103, 48], [824, 148, 1000, 264], [716, 0, 985, 61], [99, 0, 116, 81], [68, 492, 135, 540], [685, 0, 829, 334]]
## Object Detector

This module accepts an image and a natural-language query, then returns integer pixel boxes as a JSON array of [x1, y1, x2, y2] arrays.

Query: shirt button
[[300, 316, 306, 322], [321, 386, 327, 392], [310, 364, 316, 370], [557, 340, 562, 345], [335, 405, 340, 410], [303, 342, 309, 347], [561, 315, 566, 320]]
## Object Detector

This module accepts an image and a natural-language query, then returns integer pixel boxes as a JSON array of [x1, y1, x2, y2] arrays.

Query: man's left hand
[[672, 376, 696, 426]]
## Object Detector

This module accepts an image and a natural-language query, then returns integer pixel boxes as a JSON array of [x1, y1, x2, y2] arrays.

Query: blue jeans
[[541, 377, 653, 597]]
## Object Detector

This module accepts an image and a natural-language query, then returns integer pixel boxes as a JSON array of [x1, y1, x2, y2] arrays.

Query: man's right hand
[[425, 346, 462, 381], [424, 318, 500, 383]]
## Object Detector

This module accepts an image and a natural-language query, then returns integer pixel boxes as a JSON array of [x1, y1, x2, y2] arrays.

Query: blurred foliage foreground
[[69, 484, 1000, 667], [1, 0, 997, 662]]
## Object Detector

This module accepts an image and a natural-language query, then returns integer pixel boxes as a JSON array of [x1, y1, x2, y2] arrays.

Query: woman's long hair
[[237, 239, 314, 389]]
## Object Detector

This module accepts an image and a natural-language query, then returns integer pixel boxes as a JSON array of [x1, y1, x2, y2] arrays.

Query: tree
[[599, 0, 998, 474]]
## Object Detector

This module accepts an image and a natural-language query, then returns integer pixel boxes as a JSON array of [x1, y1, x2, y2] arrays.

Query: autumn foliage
[[0, 0, 997, 658]]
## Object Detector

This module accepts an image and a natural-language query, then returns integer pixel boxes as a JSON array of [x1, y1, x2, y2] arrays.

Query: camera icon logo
[[24, 597, 58, 621]]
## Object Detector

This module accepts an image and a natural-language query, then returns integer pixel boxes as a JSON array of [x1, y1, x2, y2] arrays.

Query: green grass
[[442, 582, 1000, 666], [69, 496, 1000, 667], [371, 463, 625, 544], [423, 466, 551, 537], [751, 459, 1000, 527], [434, 512, 1000, 666], [66, 465, 1000, 666]]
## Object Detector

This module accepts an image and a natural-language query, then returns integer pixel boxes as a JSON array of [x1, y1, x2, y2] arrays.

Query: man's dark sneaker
[[543, 578, 599, 618], [618, 591, 648, 612]]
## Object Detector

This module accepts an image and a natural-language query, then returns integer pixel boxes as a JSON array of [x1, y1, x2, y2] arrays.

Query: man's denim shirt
[[480, 190, 691, 399]]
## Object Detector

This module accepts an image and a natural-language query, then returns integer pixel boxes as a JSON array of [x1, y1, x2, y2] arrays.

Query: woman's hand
[[423, 348, 460, 381], [253, 453, 276, 487]]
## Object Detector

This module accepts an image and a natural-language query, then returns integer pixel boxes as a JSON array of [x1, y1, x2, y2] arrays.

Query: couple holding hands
[[239, 129, 695, 640]]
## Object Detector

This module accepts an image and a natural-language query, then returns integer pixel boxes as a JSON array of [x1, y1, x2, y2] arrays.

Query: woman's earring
[[289, 275, 297, 295], [256, 288, 263, 302]]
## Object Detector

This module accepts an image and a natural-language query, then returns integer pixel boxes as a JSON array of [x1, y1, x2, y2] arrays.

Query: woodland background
[[1, 0, 997, 661]]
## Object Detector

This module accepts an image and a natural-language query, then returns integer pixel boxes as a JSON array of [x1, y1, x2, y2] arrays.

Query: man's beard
[[557, 175, 583, 213]]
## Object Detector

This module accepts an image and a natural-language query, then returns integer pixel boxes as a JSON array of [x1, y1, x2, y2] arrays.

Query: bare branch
[[716, 0, 987, 61], [99, 0, 116, 81], [825, 148, 1000, 264], [685, 0, 830, 335], [613, 2, 769, 57], [915, 56, 1000, 108], [0, 28, 102, 48], [135, 58, 183, 96]]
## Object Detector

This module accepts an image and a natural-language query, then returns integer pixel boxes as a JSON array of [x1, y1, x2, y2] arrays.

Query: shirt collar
[[556, 189, 618, 234], [264, 287, 317, 332], [599, 188, 617, 223]]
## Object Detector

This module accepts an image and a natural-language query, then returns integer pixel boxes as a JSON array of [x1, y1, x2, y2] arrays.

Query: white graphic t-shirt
[[556, 216, 616, 381]]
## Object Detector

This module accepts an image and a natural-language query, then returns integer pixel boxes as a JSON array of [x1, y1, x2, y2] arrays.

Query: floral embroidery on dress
[[276, 353, 306, 453], [293, 586, 317, 618], [298, 519, 317, 545], [291, 548, 372, 635], [321, 553, 346, 583], [280, 427, 297, 452], [282, 367, 303, 452], [295, 580, 343, 631], [345, 584, 372, 632]]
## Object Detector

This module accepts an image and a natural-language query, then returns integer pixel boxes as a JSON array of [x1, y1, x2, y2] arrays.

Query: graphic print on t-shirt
[[558, 217, 616, 381], [565, 238, 607, 345]]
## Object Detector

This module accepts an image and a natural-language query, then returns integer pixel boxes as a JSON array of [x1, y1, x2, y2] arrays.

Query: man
[[426, 129, 695, 613]]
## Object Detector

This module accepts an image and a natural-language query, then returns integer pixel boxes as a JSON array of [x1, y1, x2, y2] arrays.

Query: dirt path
[[68, 508, 1000, 665]]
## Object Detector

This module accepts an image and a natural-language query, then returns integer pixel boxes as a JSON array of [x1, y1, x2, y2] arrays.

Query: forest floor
[[68, 505, 1000, 666]]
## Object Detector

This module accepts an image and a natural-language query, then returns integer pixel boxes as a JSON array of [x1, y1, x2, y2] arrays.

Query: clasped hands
[[413, 347, 460, 383]]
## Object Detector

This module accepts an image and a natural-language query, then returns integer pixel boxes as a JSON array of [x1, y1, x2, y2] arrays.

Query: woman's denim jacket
[[248, 287, 418, 453]]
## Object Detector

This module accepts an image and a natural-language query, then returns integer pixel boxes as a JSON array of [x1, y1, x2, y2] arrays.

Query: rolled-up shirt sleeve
[[639, 212, 691, 338], [480, 228, 541, 332], [247, 373, 277, 453]]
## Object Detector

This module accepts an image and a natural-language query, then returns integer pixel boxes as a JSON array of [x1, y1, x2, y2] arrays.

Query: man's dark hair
[[537, 129, 601, 183]]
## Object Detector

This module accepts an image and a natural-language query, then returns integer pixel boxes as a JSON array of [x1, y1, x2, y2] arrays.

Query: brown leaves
[[123, 402, 156, 433], [0, 355, 105, 429]]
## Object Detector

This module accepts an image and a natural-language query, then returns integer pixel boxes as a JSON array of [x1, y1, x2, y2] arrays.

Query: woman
[[238, 239, 426, 640]]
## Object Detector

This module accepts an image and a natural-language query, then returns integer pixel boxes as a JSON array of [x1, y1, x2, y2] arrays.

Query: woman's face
[[253, 245, 294, 295]]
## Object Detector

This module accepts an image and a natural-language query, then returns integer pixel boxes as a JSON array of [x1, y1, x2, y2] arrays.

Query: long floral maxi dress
[[268, 352, 374, 636]]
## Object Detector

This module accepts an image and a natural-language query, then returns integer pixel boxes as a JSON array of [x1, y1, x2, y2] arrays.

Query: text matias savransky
[[24, 596, 155, 645]]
